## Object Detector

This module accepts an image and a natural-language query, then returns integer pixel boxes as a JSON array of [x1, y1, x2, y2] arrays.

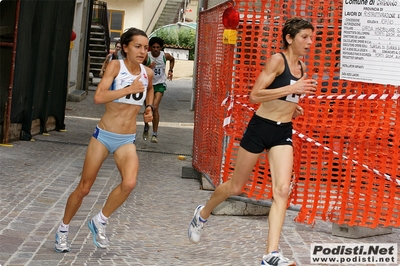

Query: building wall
[[104, 0, 198, 35], [68, 0, 85, 94], [183, 0, 198, 22], [143, 0, 169, 34], [104, 0, 171, 34]]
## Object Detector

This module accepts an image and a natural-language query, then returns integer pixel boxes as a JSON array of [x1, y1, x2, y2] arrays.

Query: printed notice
[[340, 0, 400, 86]]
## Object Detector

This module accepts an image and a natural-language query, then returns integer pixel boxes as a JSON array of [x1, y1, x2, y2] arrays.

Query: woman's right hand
[[127, 75, 145, 94], [292, 75, 317, 95], [149, 61, 156, 69]]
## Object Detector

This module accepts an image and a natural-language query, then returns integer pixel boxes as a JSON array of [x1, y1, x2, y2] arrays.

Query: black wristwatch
[[168, 69, 173, 73], [146, 104, 154, 112]]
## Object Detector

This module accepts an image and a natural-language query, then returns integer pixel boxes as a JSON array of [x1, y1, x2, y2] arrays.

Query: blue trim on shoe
[[54, 231, 70, 252], [88, 219, 102, 248]]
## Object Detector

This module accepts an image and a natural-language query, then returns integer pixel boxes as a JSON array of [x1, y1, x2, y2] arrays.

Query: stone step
[[332, 223, 393, 238], [212, 198, 270, 216]]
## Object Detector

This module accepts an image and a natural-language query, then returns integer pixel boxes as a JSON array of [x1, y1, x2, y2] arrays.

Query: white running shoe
[[188, 205, 207, 243], [150, 135, 158, 143], [261, 252, 296, 266], [88, 216, 109, 248], [54, 230, 70, 252]]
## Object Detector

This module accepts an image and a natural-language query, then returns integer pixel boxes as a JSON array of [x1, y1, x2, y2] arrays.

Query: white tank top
[[110, 60, 148, 106], [147, 51, 166, 85]]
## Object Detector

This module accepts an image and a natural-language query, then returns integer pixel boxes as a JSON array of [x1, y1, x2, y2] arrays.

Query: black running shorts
[[240, 114, 293, 153]]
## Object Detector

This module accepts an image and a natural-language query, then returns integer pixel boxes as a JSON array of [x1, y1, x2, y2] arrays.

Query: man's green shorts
[[154, 83, 167, 94]]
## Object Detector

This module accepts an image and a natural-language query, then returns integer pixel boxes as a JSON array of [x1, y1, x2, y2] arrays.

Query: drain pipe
[[1, 0, 20, 146]]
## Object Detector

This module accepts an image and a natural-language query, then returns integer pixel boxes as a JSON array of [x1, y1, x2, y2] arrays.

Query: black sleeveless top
[[266, 52, 304, 103]]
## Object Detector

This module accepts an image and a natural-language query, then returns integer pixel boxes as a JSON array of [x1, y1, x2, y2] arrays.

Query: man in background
[[142, 37, 175, 143]]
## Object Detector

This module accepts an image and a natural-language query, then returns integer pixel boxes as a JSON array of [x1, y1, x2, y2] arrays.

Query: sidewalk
[[0, 78, 398, 266]]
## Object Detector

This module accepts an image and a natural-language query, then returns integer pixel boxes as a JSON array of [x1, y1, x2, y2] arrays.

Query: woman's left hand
[[292, 105, 304, 119]]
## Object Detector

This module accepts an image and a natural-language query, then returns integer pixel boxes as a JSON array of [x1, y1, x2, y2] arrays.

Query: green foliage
[[178, 28, 196, 49], [152, 26, 196, 60], [92, 17, 100, 24], [155, 28, 178, 47]]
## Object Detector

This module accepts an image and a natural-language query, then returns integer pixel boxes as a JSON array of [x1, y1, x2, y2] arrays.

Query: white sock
[[96, 210, 108, 224], [58, 221, 69, 232]]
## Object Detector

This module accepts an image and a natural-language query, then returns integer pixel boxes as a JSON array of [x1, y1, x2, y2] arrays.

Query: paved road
[[0, 78, 398, 266]]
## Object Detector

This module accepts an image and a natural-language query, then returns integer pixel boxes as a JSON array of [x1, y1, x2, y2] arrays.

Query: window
[[107, 10, 124, 41]]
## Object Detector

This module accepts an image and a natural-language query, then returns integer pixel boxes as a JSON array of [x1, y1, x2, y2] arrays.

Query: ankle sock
[[96, 211, 108, 224], [58, 221, 69, 232], [199, 216, 207, 223]]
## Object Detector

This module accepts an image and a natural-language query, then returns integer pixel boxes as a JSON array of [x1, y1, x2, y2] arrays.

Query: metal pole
[[190, 0, 204, 111]]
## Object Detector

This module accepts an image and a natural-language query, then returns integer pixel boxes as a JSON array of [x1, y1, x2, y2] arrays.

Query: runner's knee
[[121, 178, 137, 192], [75, 186, 91, 198], [227, 180, 244, 196], [273, 185, 290, 200]]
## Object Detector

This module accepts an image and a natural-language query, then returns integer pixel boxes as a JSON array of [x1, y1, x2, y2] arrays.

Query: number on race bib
[[154, 68, 161, 76], [125, 92, 144, 100], [123, 84, 144, 101]]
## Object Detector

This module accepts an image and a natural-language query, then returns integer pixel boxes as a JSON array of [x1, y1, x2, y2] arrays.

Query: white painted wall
[[105, 0, 171, 33], [143, 0, 168, 34], [104, 0, 198, 34], [185, 0, 198, 22], [68, 0, 84, 93], [106, 0, 144, 30]]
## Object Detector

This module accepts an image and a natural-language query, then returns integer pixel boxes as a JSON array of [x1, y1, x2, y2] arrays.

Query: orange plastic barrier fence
[[193, 0, 400, 228]]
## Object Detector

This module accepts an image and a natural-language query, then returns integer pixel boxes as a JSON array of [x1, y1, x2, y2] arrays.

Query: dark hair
[[149, 37, 164, 47], [282, 17, 314, 49], [114, 40, 121, 47], [120, 27, 148, 57]]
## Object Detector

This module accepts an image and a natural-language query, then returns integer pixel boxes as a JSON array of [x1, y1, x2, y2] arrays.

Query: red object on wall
[[70, 30, 76, 41], [222, 7, 239, 29]]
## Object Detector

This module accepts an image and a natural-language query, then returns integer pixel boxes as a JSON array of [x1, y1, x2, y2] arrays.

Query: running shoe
[[88, 216, 109, 248], [261, 252, 296, 266], [54, 230, 70, 252], [142, 127, 149, 141], [188, 205, 207, 243], [151, 135, 158, 143]]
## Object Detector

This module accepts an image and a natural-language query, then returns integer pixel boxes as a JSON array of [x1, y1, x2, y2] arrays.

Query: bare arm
[[165, 52, 175, 70], [99, 54, 112, 77], [249, 54, 317, 104], [94, 60, 146, 104], [143, 66, 154, 123], [165, 52, 175, 80]]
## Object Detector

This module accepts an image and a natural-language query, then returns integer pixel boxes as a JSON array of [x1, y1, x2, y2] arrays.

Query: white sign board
[[340, 0, 400, 86], [164, 48, 190, 61]]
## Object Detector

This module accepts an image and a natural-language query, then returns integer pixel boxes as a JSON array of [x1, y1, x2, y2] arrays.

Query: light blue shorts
[[92, 125, 136, 153]]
